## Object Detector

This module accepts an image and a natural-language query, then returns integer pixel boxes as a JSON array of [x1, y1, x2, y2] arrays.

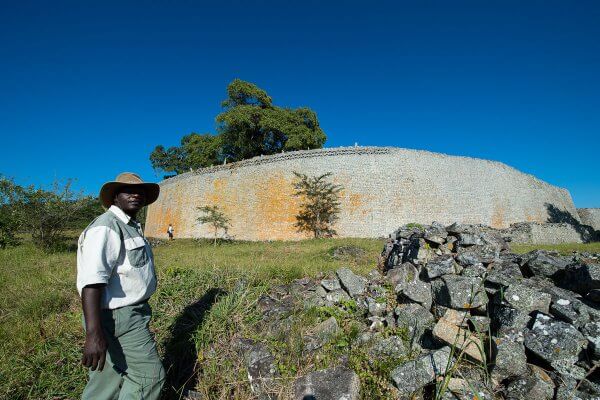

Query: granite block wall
[[145, 147, 579, 241], [578, 208, 600, 231]]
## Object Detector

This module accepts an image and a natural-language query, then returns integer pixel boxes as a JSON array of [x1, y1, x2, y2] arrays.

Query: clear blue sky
[[0, 1, 598, 207]]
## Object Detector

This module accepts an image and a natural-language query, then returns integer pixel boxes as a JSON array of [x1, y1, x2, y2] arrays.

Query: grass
[[1, 238, 597, 399], [510, 242, 600, 255], [0, 237, 381, 399]]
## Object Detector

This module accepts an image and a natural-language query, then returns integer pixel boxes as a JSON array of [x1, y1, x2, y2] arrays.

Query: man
[[76, 172, 165, 399], [167, 223, 174, 240]]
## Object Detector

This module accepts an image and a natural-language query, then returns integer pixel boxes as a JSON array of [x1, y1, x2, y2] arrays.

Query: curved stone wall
[[145, 147, 579, 240]]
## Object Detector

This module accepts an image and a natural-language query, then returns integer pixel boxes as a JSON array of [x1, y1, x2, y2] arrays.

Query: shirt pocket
[[124, 236, 149, 268]]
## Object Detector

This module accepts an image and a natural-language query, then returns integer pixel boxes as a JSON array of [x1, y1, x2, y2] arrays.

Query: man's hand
[[81, 284, 107, 371], [82, 329, 107, 371]]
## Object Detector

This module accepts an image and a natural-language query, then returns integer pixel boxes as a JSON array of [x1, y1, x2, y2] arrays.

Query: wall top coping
[[156, 146, 569, 194], [578, 208, 600, 211]]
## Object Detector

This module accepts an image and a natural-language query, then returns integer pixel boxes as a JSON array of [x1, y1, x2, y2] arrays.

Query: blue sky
[[0, 1, 598, 207]]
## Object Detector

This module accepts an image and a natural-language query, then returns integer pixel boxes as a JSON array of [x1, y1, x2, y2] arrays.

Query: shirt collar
[[109, 205, 132, 224]]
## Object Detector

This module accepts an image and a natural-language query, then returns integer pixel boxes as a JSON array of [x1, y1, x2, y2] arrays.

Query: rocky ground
[[189, 223, 600, 399]]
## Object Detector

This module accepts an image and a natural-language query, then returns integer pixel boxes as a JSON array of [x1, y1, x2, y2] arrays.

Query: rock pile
[[380, 222, 600, 399], [195, 223, 600, 399]]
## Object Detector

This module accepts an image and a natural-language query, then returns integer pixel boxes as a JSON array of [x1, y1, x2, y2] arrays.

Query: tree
[[150, 133, 221, 174], [217, 79, 326, 162], [292, 172, 343, 238], [20, 180, 98, 250], [150, 79, 327, 174], [196, 205, 231, 245], [0, 177, 22, 248], [1, 177, 101, 250]]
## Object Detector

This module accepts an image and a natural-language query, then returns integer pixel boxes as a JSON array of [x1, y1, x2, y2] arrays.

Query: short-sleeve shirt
[[76, 205, 157, 309]]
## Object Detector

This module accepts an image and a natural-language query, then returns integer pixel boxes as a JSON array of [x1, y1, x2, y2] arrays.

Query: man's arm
[[81, 284, 107, 371]]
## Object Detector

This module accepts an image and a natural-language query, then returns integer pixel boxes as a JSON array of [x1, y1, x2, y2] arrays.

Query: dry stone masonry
[[146, 147, 583, 241], [201, 222, 600, 399]]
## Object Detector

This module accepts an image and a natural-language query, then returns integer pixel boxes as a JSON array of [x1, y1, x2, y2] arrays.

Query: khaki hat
[[99, 172, 160, 208]]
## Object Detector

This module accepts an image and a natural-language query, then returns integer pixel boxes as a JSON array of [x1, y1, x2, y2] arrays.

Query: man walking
[[77, 172, 165, 399]]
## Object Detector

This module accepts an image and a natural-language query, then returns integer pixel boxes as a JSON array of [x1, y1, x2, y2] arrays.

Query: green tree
[[21, 180, 96, 250], [0, 177, 22, 248], [196, 205, 231, 245], [150, 79, 326, 174], [150, 133, 222, 175], [292, 172, 343, 238], [217, 79, 326, 162]]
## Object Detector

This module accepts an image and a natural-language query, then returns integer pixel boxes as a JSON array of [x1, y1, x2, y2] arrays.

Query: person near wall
[[167, 223, 174, 240], [76, 172, 165, 399]]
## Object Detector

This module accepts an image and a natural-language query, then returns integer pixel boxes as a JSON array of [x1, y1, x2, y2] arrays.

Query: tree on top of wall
[[292, 172, 343, 238], [196, 205, 231, 245], [149, 79, 327, 175]]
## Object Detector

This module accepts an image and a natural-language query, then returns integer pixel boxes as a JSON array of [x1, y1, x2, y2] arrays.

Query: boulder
[[497, 282, 551, 314], [325, 289, 351, 304], [386, 262, 418, 286], [491, 305, 531, 337], [245, 343, 279, 397], [398, 280, 432, 309], [485, 260, 523, 288], [336, 268, 367, 298], [524, 313, 587, 367], [432, 318, 485, 362], [550, 297, 597, 329], [424, 225, 448, 245], [505, 364, 554, 400], [446, 223, 470, 235], [457, 245, 499, 265], [304, 317, 340, 352], [390, 347, 453, 396], [440, 309, 469, 327], [367, 335, 408, 361], [426, 254, 462, 279], [460, 263, 487, 278], [490, 337, 527, 381], [321, 278, 341, 291], [457, 232, 483, 247], [395, 303, 435, 347], [293, 366, 360, 400], [432, 276, 488, 310], [522, 250, 569, 278]]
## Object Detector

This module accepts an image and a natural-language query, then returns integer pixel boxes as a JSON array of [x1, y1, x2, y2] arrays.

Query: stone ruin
[[189, 223, 600, 400]]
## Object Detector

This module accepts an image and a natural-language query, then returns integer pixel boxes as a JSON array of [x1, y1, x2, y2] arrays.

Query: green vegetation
[[196, 205, 231, 245], [0, 237, 381, 399], [2, 237, 597, 399], [510, 242, 600, 255], [150, 79, 327, 174], [0, 176, 103, 250], [292, 172, 343, 238]]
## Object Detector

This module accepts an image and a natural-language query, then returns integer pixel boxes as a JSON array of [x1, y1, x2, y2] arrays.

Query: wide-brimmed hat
[[99, 172, 160, 208]]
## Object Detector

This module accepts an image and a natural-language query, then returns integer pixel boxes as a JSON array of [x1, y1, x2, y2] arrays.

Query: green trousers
[[82, 302, 165, 400]]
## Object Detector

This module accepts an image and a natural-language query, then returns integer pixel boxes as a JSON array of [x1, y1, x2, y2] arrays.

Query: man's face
[[113, 185, 146, 216]]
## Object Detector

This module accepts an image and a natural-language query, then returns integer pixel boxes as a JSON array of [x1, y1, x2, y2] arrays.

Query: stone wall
[[503, 222, 595, 244], [578, 208, 600, 231], [145, 147, 579, 240]]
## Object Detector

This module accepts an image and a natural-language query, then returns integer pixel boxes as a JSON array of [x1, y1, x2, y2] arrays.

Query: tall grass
[[0, 237, 381, 399]]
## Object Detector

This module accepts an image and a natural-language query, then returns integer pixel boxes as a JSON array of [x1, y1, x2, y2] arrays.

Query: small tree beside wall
[[196, 205, 231, 245], [292, 172, 343, 238]]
